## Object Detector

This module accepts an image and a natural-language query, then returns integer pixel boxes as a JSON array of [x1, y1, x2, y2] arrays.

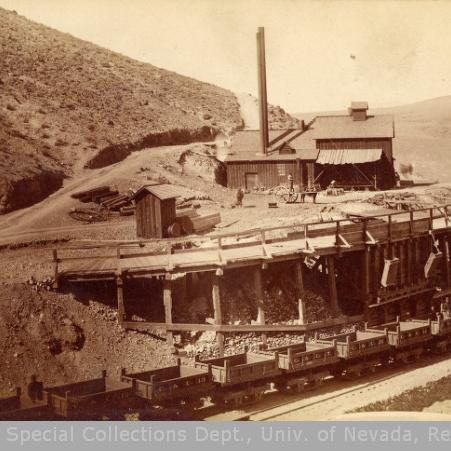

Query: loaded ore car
[[0, 388, 21, 413], [318, 327, 390, 376], [431, 313, 451, 352], [194, 351, 280, 406], [43, 371, 132, 419], [368, 319, 432, 363], [121, 359, 214, 407], [260, 341, 339, 393]]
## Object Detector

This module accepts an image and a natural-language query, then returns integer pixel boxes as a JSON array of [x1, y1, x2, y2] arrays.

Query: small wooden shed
[[132, 184, 179, 238]]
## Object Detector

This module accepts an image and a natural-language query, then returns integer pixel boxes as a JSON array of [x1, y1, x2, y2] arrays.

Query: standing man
[[288, 173, 294, 193], [236, 187, 244, 207]]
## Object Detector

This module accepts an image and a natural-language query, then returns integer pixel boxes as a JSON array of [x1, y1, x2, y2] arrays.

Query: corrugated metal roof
[[313, 115, 394, 139], [316, 148, 382, 165], [132, 183, 181, 200]]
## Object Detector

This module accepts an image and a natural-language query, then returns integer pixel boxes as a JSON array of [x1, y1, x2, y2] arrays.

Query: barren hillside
[[0, 7, 299, 215], [296, 97, 451, 182]]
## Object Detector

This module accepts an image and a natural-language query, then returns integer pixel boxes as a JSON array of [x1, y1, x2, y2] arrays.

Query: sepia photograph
[[0, 0, 451, 434]]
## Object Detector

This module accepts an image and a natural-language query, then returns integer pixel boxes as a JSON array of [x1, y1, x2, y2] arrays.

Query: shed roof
[[313, 114, 394, 140], [350, 101, 369, 110], [224, 108, 394, 163], [316, 148, 382, 165], [224, 128, 317, 162], [132, 183, 180, 200]]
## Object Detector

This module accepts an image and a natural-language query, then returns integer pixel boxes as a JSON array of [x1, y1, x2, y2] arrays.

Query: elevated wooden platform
[[58, 207, 449, 282], [53, 205, 451, 355]]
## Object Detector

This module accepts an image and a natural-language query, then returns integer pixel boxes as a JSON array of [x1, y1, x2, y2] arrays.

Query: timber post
[[52, 249, 59, 290], [212, 269, 224, 356], [327, 256, 340, 315], [441, 235, 450, 288], [116, 275, 125, 323], [116, 246, 125, 323], [362, 246, 371, 319], [295, 259, 306, 325], [163, 274, 174, 349], [254, 266, 267, 347]]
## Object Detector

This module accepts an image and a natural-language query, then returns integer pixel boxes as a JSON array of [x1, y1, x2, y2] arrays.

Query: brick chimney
[[348, 101, 368, 121]]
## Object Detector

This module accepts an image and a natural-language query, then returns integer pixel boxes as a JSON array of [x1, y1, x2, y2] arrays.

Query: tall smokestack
[[257, 27, 269, 155]]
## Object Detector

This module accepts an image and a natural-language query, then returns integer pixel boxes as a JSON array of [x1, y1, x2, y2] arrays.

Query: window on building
[[277, 163, 286, 176]]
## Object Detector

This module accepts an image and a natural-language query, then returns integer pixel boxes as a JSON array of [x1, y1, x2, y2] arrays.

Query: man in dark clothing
[[288, 173, 294, 192], [27, 375, 43, 403], [236, 187, 244, 207]]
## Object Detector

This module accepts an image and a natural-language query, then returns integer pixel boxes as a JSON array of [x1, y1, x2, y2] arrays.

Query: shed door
[[245, 173, 258, 190]]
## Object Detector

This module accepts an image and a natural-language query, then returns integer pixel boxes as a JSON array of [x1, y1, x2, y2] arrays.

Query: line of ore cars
[[1, 314, 451, 419]]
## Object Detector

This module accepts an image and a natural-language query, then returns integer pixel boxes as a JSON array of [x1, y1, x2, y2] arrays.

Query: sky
[[1, 0, 451, 113]]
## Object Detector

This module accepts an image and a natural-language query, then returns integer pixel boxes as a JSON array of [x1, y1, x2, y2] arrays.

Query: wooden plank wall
[[160, 199, 176, 237], [226, 160, 311, 189], [136, 194, 163, 239]]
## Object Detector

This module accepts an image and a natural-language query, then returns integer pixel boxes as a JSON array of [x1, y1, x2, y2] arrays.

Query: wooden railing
[[53, 203, 451, 280]]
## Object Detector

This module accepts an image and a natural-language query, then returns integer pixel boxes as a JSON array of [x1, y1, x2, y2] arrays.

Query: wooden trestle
[[55, 205, 451, 355]]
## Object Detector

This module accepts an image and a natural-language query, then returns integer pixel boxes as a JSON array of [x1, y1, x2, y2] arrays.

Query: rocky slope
[[0, 7, 300, 214], [0, 282, 176, 396]]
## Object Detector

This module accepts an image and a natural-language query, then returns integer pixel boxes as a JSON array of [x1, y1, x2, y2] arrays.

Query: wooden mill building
[[224, 102, 396, 191], [224, 126, 318, 190]]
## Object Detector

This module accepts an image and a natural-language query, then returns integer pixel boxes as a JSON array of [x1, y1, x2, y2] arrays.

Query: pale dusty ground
[[424, 399, 451, 415], [260, 357, 451, 420]]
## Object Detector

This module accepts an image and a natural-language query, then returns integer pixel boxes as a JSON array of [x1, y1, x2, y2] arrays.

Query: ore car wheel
[[274, 186, 289, 203], [285, 192, 298, 203]]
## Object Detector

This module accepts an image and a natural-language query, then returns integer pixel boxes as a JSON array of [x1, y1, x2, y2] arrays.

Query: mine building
[[224, 27, 396, 191], [224, 102, 396, 191], [224, 127, 318, 190]]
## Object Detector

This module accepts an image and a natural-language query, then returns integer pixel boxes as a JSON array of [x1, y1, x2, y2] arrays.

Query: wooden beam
[[406, 238, 413, 286], [441, 236, 451, 288], [327, 256, 340, 315], [212, 274, 222, 325], [295, 260, 306, 325], [116, 275, 125, 323], [212, 273, 224, 356], [116, 245, 125, 323], [52, 249, 59, 289], [361, 247, 371, 316], [121, 314, 365, 333], [163, 275, 174, 348], [254, 266, 267, 346]]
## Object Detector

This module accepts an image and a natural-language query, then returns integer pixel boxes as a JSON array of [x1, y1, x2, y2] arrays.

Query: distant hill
[[0, 8, 299, 214], [295, 97, 451, 182]]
